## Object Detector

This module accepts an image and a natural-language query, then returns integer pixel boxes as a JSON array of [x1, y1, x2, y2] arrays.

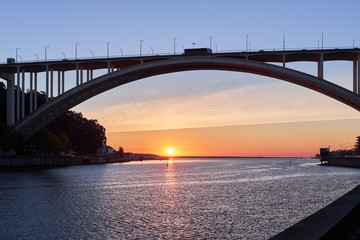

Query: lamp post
[[174, 38, 176, 55], [210, 36, 212, 50], [321, 32, 323, 50], [120, 49, 123, 58], [16, 48, 20, 63], [34, 54, 38, 62], [75, 42, 79, 59], [246, 34, 248, 52], [90, 50, 94, 59], [140, 40, 143, 56], [45, 45, 50, 62], [216, 44, 218, 53], [353, 39, 356, 48], [107, 42, 111, 58], [62, 52, 66, 59], [283, 33, 285, 51], [18, 55, 22, 63], [151, 47, 154, 56]]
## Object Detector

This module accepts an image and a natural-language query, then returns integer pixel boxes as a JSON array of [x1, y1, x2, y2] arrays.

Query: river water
[[1, 158, 360, 239]]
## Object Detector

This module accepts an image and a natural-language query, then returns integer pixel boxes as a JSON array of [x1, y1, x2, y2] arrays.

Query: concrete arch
[[15, 56, 360, 139]]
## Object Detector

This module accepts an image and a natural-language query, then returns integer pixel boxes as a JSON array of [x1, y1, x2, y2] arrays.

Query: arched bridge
[[1, 48, 360, 139]]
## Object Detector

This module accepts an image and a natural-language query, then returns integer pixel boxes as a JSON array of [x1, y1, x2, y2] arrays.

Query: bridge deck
[[1, 48, 359, 74]]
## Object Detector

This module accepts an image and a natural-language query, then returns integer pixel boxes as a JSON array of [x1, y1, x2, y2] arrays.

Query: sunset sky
[[1, 0, 360, 156]]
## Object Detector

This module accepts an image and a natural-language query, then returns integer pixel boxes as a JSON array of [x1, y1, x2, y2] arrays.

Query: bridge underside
[[14, 56, 360, 140]]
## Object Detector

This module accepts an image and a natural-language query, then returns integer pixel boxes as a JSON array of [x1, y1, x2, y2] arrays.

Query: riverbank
[[0, 154, 168, 168]]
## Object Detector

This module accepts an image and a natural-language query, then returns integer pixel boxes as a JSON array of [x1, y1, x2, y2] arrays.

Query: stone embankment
[[0, 155, 121, 168]]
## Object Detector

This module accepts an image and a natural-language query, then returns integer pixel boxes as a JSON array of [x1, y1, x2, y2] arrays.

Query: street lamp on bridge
[[174, 38, 176, 55], [16, 48, 20, 63], [210, 36, 212, 50], [107, 42, 111, 58], [62, 52, 66, 59], [120, 49, 123, 58], [18, 55, 22, 63], [34, 54, 38, 62], [90, 50, 94, 59], [45, 45, 50, 62], [151, 47, 154, 56], [140, 40, 143, 56], [75, 42, 79, 59]]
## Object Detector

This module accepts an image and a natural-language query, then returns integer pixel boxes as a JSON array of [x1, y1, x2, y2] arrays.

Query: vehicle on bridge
[[184, 48, 212, 55]]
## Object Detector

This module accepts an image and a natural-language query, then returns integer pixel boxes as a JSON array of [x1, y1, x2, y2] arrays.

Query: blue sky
[[1, 0, 360, 135]]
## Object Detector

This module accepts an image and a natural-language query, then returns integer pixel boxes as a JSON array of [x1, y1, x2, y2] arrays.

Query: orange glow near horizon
[[107, 118, 360, 157]]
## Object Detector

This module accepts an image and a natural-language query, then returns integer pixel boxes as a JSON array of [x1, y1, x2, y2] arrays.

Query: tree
[[118, 146, 124, 157], [47, 111, 106, 154]]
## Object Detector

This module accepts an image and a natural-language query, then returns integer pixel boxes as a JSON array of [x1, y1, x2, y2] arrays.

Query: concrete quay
[[270, 184, 360, 239]]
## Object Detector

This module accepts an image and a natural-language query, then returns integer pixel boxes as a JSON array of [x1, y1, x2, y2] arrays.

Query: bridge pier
[[6, 74, 15, 126], [318, 53, 324, 79], [30, 72, 33, 113], [34, 72, 37, 110], [282, 54, 286, 67], [353, 60, 358, 94], [50, 68, 54, 99], [46, 65, 49, 102], [358, 57, 360, 94], [62, 71, 65, 94], [16, 67, 20, 122], [80, 67, 83, 84], [21, 70, 25, 119], [76, 63, 79, 86]]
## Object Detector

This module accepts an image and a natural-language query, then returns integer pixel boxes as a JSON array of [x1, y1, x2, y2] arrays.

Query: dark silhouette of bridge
[[1, 48, 360, 139]]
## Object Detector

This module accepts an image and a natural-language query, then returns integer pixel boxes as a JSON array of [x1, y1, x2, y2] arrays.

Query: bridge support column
[[80, 67, 83, 84], [108, 62, 111, 73], [62, 71, 65, 94], [76, 63, 79, 86], [282, 54, 286, 67], [58, 71, 61, 96], [87, 70, 90, 82], [46, 65, 49, 102], [358, 57, 360, 94], [21, 70, 25, 119], [91, 70, 93, 80], [16, 66, 20, 122], [34, 73, 37, 110], [318, 53, 324, 79], [50, 68, 54, 99], [353, 60, 358, 93], [30, 72, 33, 113], [6, 74, 15, 126]]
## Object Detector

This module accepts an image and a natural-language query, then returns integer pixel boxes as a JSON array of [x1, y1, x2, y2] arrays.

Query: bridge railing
[[1, 46, 359, 65]]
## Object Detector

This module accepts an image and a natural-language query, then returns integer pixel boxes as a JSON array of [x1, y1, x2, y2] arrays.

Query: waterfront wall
[[327, 157, 360, 168], [0, 155, 119, 168]]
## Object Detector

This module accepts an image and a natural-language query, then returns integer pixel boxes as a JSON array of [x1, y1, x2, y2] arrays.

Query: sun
[[167, 148, 174, 156]]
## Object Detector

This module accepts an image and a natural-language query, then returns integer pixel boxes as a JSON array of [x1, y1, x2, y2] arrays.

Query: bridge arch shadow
[[15, 56, 360, 139]]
